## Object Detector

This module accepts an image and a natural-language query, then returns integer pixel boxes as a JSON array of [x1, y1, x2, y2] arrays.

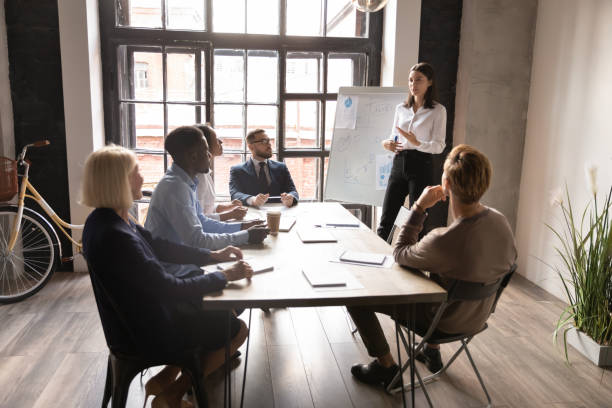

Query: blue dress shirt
[[145, 164, 249, 277]]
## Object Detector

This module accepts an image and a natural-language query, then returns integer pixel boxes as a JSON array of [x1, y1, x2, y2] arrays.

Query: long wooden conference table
[[202, 202, 447, 407]]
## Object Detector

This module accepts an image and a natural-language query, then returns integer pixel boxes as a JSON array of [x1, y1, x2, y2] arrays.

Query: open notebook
[[296, 228, 337, 243], [339, 250, 387, 266], [302, 268, 346, 287]]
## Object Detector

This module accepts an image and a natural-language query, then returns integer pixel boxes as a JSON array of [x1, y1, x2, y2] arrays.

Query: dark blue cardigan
[[83, 208, 227, 353]]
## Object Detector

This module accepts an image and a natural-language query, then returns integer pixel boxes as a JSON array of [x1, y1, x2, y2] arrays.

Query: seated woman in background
[[194, 123, 248, 221], [81, 145, 253, 408]]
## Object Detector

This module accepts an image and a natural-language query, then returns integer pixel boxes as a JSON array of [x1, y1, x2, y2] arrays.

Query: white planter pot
[[566, 327, 612, 367]]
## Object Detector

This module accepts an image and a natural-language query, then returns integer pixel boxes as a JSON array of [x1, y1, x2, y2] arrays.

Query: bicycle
[[0, 140, 83, 303]]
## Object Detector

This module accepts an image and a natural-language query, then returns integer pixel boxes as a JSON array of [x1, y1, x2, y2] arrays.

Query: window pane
[[324, 101, 336, 149], [167, 0, 205, 30], [213, 153, 242, 196], [168, 104, 197, 132], [120, 102, 164, 149], [214, 50, 245, 102], [136, 153, 165, 189], [116, 0, 162, 28], [213, 0, 245, 33], [119, 47, 163, 101], [167, 52, 196, 101], [215, 104, 245, 149], [247, 51, 278, 103], [284, 157, 320, 200], [327, 53, 366, 93], [247, 105, 277, 150], [286, 0, 323, 36], [285, 101, 320, 149], [326, 0, 368, 38], [286, 52, 323, 93], [246, 0, 279, 35]]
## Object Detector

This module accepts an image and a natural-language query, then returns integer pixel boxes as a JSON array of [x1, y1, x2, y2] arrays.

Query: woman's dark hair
[[194, 123, 215, 147], [405, 62, 437, 109]]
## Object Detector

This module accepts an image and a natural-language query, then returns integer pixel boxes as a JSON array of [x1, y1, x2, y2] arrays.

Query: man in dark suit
[[229, 129, 299, 207]]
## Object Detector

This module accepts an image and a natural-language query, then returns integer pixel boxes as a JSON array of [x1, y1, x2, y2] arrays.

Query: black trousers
[[377, 150, 434, 241]]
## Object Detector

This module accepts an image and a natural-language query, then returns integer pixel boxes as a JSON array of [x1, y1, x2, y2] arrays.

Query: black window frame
[[99, 0, 382, 201]]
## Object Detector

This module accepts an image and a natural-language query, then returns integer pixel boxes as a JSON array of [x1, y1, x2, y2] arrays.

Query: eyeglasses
[[251, 138, 271, 145]]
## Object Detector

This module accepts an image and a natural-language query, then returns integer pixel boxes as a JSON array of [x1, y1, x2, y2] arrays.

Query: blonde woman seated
[[81, 145, 253, 408]]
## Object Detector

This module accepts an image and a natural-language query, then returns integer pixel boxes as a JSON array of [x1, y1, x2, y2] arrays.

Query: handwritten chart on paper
[[325, 87, 408, 206]]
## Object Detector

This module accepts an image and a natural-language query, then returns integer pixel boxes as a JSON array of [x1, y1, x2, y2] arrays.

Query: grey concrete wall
[[454, 0, 538, 230]]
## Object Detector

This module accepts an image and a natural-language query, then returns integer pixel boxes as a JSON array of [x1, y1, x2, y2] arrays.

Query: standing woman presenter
[[377, 62, 447, 240]]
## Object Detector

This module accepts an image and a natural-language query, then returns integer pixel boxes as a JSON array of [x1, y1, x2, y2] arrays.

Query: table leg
[[225, 310, 232, 408], [410, 305, 416, 408], [239, 309, 252, 408]]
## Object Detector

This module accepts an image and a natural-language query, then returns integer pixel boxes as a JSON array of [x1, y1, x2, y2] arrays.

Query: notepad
[[278, 216, 296, 232], [217, 261, 274, 275], [325, 221, 360, 228], [302, 268, 346, 287], [339, 251, 387, 266], [296, 228, 337, 243]]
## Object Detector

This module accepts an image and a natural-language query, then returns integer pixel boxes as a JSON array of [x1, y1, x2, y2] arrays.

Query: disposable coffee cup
[[267, 211, 281, 235]]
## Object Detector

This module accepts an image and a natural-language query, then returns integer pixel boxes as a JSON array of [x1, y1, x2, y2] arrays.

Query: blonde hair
[[81, 145, 137, 209], [443, 144, 491, 204]]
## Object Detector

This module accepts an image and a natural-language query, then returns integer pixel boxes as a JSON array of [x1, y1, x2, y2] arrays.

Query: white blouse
[[388, 102, 447, 154], [195, 172, 220, 220]]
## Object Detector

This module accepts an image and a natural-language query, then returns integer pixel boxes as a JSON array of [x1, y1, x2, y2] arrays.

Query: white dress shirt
[[195, 172, 220, 220], [389, 102, 447, 154]]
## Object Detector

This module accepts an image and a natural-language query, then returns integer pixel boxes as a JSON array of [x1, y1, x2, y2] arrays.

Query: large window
[[100, 0, 382, 202]]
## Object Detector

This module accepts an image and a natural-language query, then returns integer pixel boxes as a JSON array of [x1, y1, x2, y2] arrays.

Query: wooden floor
[[0, 272, 610, 408]]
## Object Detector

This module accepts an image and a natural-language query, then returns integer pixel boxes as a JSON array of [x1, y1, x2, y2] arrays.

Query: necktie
[[258, 162, 269, 192]]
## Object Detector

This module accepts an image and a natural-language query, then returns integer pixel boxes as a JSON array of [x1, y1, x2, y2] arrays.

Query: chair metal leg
[[101, 356, 112, 408], [343, 307, 358, 334], [463, 340, 492, 407]]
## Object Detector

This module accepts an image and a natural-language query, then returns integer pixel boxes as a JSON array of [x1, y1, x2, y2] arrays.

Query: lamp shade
[[352, 0, 389, 13]]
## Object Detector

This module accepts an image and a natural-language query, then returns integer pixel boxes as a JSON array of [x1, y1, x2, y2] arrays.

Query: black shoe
[[351, 360, 399, 387], [415, 347, 443, 373]]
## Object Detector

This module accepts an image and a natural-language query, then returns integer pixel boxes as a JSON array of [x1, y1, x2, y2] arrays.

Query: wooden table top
[[202, 202, 446, 310]]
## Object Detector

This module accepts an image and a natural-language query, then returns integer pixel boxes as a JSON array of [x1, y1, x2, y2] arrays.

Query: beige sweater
[[393, 206, 516, 334]]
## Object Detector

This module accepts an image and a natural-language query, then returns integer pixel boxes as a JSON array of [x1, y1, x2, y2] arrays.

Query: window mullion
[[278, 50, 286, 161], [162, 47, 168, 171]]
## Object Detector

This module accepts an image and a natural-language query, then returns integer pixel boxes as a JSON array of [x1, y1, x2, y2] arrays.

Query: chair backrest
[[421, 264, 517, 340], [86, 260, 139, 353], [387, 205, 411, 245]]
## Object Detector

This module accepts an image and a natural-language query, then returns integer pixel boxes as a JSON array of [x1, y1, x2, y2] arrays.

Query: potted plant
[[548, 165, 612, 366]]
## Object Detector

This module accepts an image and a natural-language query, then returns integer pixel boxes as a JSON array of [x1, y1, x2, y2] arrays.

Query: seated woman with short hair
[[81, 145, 252, 408], [348, 144, 517, 387]]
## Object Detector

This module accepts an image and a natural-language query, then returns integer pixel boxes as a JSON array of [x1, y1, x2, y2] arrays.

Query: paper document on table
[[278, 216, 296, 232], [339, 250, 387, 265], [335, 95, 358, 129], [302, 268, 346, 287], [202, 257, 274, 275], [297, 228, 337, 243]]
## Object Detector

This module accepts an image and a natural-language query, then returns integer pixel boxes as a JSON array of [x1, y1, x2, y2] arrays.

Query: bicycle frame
[[7, 149, 83, 253]]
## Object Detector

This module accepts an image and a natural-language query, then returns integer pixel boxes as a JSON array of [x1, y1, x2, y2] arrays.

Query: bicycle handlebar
[[18, 140, 51, 163]]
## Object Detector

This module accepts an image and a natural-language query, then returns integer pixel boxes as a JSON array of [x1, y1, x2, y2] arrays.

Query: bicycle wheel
[[0, 206, 59, 303]]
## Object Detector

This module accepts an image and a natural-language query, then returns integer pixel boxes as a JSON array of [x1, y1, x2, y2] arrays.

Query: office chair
[[386, 264, 517, 408]]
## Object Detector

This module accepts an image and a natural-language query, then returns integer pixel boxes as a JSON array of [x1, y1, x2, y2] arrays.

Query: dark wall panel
[[5, 0, 72, 266], [419, 0, 462, 228]]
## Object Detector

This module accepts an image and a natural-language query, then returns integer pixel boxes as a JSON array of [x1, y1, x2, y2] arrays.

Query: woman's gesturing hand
[[382, 139, 403, 153], [415, 185, 447, 210], [210, 246, 243, 262], [222, 260, 253, 281], [396, 127, 421, 147]]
